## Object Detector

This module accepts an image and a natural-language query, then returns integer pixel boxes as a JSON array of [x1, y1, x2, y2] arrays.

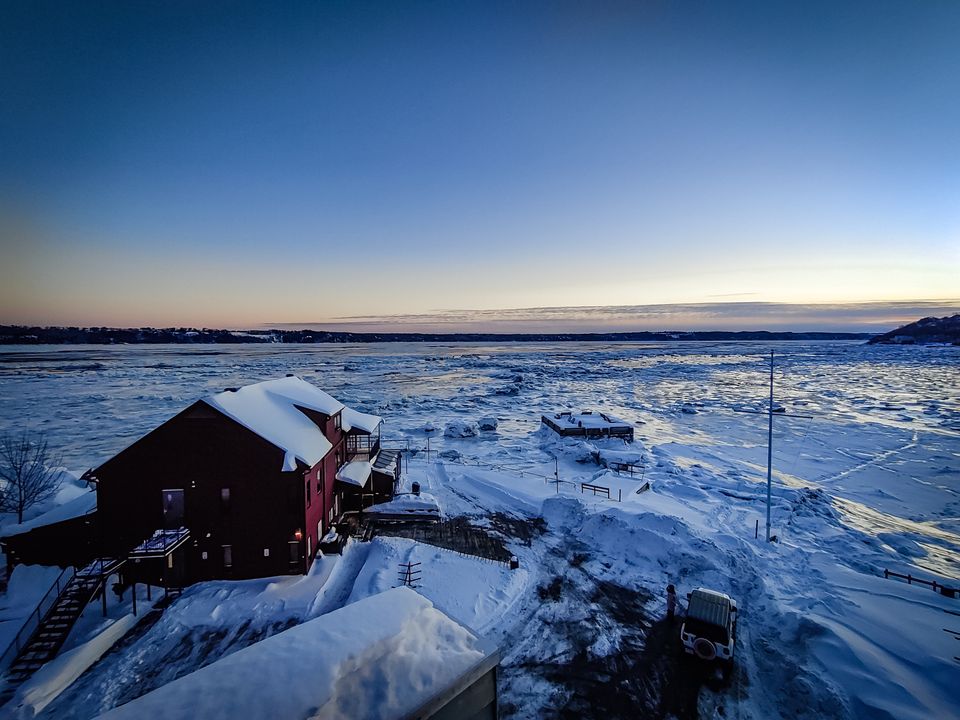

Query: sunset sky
[[1, 1, 957, 331]]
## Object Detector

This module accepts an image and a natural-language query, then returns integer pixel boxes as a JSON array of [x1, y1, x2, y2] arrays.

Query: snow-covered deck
[[541, 410, 634, 440], [128, 528, 190, 559]]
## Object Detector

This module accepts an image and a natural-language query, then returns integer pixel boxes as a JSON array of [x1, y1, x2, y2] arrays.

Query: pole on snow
[[766, 350, 774, 542]]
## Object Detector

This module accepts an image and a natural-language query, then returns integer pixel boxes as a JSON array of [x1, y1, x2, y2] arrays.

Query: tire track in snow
[[813, 436, 918, 486]]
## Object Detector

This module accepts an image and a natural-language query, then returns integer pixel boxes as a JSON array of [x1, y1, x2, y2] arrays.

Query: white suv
[[680, 588, 738, 665]]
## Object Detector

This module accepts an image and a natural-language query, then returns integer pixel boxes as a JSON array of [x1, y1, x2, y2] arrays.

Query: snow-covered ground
[[0, 341, 957, 719]]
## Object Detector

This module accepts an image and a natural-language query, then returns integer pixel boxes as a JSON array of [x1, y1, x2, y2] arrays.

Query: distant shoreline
[[0, 325, 876, 345]]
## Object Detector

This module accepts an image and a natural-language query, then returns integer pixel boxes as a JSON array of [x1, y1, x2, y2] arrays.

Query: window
[[222, 545, 233, 569], [334, 412, 341, 431], [317, 520, 322, 541], [220, 488, 231, 513], [316, 466, 324, 496], [307, 536, 312, 559], [305, 478, 311, 508]]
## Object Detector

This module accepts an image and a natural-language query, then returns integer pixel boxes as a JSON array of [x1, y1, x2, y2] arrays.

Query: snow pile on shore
[[97, 588, 488, 720]]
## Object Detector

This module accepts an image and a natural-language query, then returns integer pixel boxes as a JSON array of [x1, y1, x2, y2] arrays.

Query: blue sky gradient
[[1, 1, 957, 329]]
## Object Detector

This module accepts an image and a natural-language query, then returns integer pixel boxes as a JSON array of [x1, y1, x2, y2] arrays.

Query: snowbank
[[345, 537, 528, 636], [597, 447, 646, 469], [97, 588, 491, 720]]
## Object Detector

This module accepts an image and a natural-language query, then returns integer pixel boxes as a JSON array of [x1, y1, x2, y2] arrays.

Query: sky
[[1, 0, 957, 332]]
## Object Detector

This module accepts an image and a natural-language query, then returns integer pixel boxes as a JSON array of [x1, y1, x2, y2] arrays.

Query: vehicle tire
[[692, 637, 716, 661]]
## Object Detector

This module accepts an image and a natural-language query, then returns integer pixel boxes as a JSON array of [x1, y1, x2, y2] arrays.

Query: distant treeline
[[0, 325, 876, 345]]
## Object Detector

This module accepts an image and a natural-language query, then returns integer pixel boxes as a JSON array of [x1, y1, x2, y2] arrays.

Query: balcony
[[345, 432, 380, 462]]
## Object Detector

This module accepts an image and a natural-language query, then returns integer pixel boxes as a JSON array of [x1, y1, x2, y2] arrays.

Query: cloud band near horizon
[[268, 300, 960, 334]]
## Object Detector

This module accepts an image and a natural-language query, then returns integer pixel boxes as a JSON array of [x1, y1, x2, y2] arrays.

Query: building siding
[[96, 402, 322, 584]]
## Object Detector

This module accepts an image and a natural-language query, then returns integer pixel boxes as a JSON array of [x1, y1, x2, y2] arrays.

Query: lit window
[[220, 488, 231, 513]]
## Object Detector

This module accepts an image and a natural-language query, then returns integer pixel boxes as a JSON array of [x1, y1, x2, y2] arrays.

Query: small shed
[[1, 492, 99, 571]]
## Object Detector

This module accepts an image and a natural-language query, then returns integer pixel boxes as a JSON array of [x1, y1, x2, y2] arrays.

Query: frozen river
[[0, 340, 958, 551], [1, 341, 958, 720]]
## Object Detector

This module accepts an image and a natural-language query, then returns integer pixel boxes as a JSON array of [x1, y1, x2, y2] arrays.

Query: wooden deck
[[541, 412, 634, 441]]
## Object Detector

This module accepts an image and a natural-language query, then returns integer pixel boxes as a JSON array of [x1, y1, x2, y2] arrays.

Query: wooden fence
[[883, 569, 958, 598]]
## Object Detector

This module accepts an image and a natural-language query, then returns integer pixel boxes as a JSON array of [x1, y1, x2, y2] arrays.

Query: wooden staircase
[[1, 572, 102, 693]]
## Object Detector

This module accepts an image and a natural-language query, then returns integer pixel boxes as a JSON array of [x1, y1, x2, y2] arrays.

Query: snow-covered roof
[[0, 491, 97, 538], [336, 460, 372, 488], [372, 449, 400, 478], [365, 492, 441, 517], [342, 406, 382, 434], [204, 377, 345, 471], [548, 411, 632, 430], [97, 587, 494, 720]]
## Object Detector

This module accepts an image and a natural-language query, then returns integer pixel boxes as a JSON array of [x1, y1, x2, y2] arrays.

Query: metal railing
[[346, 434, 381, 461], [0, 565, 75, 670]]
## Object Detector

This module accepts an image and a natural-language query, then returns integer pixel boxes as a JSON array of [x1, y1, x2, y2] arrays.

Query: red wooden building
[[90, 377, 401, 586]]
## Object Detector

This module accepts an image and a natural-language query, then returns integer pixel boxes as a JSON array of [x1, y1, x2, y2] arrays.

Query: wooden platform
[[541, 411, 634, 441]]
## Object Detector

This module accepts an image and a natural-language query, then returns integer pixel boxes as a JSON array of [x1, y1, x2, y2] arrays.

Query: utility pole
[[766, 350, 774, 542], [734, 351, 811, 543]]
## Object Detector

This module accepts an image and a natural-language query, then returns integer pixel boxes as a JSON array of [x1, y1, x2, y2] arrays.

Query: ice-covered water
[[0, 341, 958, 547], [2, 341, 958, 720]]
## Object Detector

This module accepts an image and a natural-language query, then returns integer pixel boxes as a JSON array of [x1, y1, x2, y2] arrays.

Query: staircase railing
[[0, 566, 75, 670]]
